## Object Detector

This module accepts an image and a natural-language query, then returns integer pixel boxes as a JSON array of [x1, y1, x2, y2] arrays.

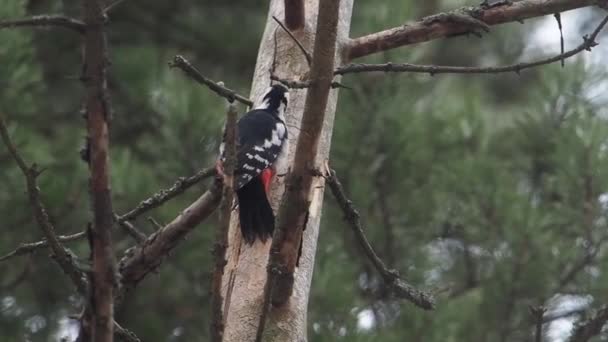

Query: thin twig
[[117, 180, 223, 299], [117, 166, 216, 223], [115, 215, 147, 243], [530, 306, 547, 342], [0, 231, 87, 262], [169, 55, 253, 107], [337, 15, 608, 75], [272, 15, 312, 66], [271, 74, 350, 90], [104, 0, 130, 14], [325, 167, 435, 310], [147, 217, 163, 231], [0, 15, 85, 33], [270, 74, 310, 88], [114, 320, 141, 342], [210, 101, 238, 342], [0, 115, 87, 295], [554, 13, 565, 67]]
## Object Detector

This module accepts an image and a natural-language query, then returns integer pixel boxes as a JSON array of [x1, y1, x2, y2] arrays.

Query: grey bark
[[220, 0, 354, 341]]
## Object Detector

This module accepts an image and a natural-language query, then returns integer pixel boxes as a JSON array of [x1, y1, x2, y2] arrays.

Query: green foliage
[[1, 0, 607, 341]]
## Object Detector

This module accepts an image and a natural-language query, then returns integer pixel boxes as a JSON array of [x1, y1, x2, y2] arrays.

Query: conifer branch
[[337, 15, 608, 75], [326, 167, 435, 310], [170, 55, 253, 107]]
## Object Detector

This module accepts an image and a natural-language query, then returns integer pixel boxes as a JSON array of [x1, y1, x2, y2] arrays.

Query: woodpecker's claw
[[216, 159, 226, 180]]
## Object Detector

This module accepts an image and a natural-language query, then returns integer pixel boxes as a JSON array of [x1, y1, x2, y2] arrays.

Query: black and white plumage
[[219, 84, 289, 243]]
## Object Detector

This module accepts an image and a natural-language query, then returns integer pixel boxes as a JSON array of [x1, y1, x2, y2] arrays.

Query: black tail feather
[[236, 176, 274, 244]]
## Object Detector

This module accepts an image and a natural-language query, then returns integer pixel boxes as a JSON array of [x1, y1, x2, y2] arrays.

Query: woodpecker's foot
[[215, 159, 226, 180], [422, 10, 490, 37]]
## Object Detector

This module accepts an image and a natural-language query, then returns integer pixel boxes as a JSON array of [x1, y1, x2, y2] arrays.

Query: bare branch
[[530, 306, 547, 342], [569, 305, 608, 342], [554, 13, 565, 67], [337, 15, 608, 75], [272, 15, 312, 66], [263, 0, 343, 315], [118, 180, 223, 297], [0, 115, 87, 294], [115, 216, 147, 243], [0, 15, 85, 33], [284, 0, 305, 30], [104, 0, 130, 14], [347, 0, 600, 59], [0, 232, 87, 262], [210, 102, 238, 342], [114, 321, 141, 342], [326, 168, 435, 310], [118, 167, 216, 222], [271, 74, 349, 89], [169, 55, 253, 107]]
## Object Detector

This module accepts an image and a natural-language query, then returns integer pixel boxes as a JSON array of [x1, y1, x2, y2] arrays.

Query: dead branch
[[169, 55, 253, 107], [115, 166, 215, 242], [326, 168, 435, 310], [284, 0, 305, 30], [118, 167, 216, 222], [0, 115, 87, 295], [530, 306, 547, 342], [263, 0, 342, 319], [114, 320, 141, 342], [270, 74, 311, 88], [115, 216, 147, 243], [104, 0, 130, 14], [0, 166, 216, 260], [347, 0, 600, 59], [569, 305, 608, 342], [82, 0, 116, 339], [117, 180, 223, 298], [271, 74, 348, 89], [210, 102, 238, 342], [0, 231, 87, 262], [0, 15, 85, 33], [272, 15, 312, 66], [337, 15, 608, 75]]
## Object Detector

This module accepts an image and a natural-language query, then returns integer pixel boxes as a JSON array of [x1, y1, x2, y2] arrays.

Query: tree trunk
[[221, 1, 353, 340]]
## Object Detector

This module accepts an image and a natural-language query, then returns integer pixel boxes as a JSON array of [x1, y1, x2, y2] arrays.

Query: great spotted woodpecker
[[219, 84, 289, 244]]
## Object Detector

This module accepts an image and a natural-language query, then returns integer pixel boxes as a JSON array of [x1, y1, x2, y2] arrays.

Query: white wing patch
[[254, 154, 269, 165], [235, 119, 288, 189]]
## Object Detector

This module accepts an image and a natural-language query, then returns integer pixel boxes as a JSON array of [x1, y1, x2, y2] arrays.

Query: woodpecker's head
[[255, 84, 289, 117]]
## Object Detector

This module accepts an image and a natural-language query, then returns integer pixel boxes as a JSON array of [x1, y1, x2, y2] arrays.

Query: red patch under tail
[[260, 168, 274, 194]]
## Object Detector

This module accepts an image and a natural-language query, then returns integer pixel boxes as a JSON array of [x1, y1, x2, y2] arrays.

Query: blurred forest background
[[1, 0, 608, 341]]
